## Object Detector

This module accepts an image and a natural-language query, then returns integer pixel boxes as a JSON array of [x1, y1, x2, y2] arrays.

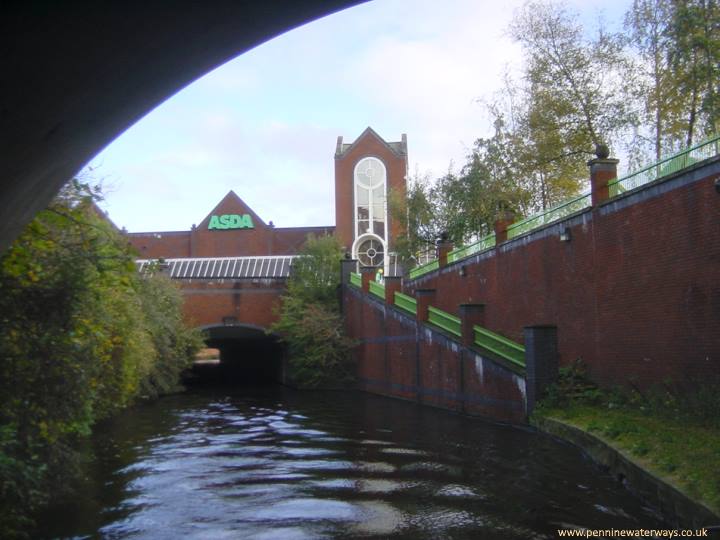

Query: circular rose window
[[356, 237, 385, 267]]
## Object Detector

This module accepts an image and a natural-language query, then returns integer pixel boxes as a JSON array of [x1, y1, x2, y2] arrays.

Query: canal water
[[40, 385, 662, 539]]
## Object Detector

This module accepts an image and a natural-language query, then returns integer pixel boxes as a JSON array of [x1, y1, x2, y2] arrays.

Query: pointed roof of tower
[[335, 127, 407, 159], [197, 190, 267, 229]]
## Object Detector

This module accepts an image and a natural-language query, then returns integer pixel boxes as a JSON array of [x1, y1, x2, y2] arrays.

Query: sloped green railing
[[349, 272, 361, 288], [507, 193, 592, 240], [408, 258, 439, 280], [473, 325, 525, 368], [369, 280, 385, 299], [394, 291, 417, 315], [447, 233, 496, 263], [407, 134, 719, 278], [609, 133, 720, 197], [428, 306, 462, 337]]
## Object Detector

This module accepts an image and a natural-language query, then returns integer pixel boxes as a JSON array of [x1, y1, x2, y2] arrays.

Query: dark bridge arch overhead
[[0, 0, 364, 252]]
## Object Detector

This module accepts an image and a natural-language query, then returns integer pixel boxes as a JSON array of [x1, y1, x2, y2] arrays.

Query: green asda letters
[[208, 214, 254, 230]]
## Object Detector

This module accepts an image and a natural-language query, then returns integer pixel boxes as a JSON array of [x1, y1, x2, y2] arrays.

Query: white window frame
[[352, 156, 388, 270]]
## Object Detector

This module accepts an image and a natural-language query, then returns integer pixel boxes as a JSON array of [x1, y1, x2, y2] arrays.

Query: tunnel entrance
[[186, 324, 284, 385]]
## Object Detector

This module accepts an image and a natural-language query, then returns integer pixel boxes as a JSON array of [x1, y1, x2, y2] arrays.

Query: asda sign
[[208, 214, 254, 230]]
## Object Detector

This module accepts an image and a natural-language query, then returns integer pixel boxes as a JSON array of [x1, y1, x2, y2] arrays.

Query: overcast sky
[[87, 0, 630, 232]]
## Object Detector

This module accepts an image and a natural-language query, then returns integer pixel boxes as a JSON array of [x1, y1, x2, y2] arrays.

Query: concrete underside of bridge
[[191, 324, 284, 384], [0, 0, 362, 253]]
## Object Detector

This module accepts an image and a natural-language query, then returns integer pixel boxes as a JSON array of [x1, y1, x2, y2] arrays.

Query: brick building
[[128, 127, 408, 271]]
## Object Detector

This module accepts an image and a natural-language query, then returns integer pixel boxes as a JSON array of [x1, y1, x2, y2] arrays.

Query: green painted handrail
[[609, 132, 720, 197], [447, 233, 496, 263], [507, 193, 591, 240], [407, 134, 719, 279], [394, 291, 417, 315], [473, 325, 525, 368], [428, 306, 461, 337], [408, 258, 439, 280], [349, 272, 361, 288], [369, 280, 385, 299]]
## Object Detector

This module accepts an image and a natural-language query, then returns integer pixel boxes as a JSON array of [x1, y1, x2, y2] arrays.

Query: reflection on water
[[39, 386, 662, 539]]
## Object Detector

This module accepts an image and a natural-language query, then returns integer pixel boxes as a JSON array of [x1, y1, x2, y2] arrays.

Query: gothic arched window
[[352, 157, 387, 267]]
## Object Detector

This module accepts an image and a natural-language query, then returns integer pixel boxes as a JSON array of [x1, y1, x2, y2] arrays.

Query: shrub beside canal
[[270, 235, 355, 389], [0, 181, 202, 538], [534, 361, 720, 517]]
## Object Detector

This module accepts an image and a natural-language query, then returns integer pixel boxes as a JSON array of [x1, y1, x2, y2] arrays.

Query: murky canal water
[[40, 385, 662, 539]]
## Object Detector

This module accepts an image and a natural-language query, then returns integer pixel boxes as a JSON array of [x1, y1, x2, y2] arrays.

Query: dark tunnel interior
[[186, 325, 284, 386]]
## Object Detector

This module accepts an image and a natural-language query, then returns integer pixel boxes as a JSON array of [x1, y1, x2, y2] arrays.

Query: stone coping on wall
[[531, 416, 720, 530]]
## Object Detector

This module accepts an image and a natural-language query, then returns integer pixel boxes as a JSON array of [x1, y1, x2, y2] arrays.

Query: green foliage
[[270, 295, 355, 389], [394, 0, 719, 273], [670, 0, 720, 144], [624, 0, 719, 162], [536, 393, 720, 514], [388, 172, 445, 262], [535, 358, 720, 513], [136, 274, 204, 399], [270, 235, 354, 388], [0, 180, 200, 537], [286, 235, 343, 310]]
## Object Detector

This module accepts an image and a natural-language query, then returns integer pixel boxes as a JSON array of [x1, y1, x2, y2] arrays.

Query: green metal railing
[[349, 272, 361, 288], [406, 134, 719, 279], [428, 306, 462, 337], [507, 193, 592, 240], [473, 325, 525, 368], [447, 233, 496, 263], [609, 133, 720, 197], [408, 258, 439, 280], [369, 280, 385, 299], [394, 291, 417, 315]]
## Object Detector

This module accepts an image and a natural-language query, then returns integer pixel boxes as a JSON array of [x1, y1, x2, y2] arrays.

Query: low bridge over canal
[[137, 254, 297, 378]]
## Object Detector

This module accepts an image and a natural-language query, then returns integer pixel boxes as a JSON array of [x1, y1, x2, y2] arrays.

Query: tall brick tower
[[334, 128, 407, 272]]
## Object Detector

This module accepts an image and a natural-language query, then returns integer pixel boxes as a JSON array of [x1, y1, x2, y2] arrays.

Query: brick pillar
[[459, 303, 485, 347], [340, 258, 358, 287], [493, 211, 515, 244], [415, 289, 436, 323], [384, 276, 402, 305], [523, 325, 559, 415], [360, 266, 375, 293], [589, 146, 619, 205], [437, 240, 454, 268]]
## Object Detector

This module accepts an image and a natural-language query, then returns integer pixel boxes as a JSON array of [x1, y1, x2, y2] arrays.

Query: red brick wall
[[126, 190, 334, 259], [128, 231, 191, 258], [406, 161, 720, 389], [179, 280, 285, 329], [344, 287, 527, 423]]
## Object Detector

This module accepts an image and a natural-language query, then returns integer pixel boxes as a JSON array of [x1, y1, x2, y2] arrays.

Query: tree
[[270, 235, 354, 388], [509, 1, 631, 159], [0, 180, 201, 537], [284, 234, 343, 309], [670, 0, 720, 145]]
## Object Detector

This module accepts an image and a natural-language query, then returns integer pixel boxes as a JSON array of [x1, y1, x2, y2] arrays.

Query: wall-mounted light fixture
[[559, 227, 572, 242], [714, 177, 720, 194], [459, 265, 467, 277]]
